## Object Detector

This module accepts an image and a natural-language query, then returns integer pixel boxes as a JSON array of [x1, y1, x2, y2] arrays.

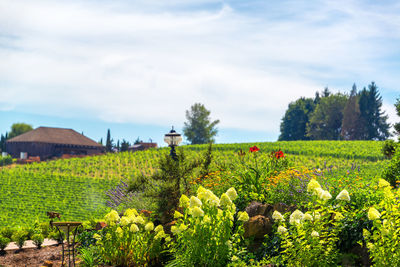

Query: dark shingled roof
[[6, 127, 103, 147]]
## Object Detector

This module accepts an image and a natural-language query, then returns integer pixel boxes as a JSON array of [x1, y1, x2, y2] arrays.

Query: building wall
[[6, 142, 104, 160]]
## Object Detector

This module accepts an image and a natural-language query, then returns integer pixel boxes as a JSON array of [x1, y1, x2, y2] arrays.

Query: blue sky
[[1, 0, 400, 146]]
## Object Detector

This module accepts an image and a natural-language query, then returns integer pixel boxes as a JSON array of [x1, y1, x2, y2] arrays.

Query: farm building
[[128, 142, 158, 152], [6, 127, 104, 160]]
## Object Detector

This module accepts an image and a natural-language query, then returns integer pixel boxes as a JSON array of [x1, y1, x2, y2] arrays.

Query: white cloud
[[0, 0, 399, 135]]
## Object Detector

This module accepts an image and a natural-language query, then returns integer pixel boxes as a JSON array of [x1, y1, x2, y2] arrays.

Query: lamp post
[[164, 126, 182, 161]]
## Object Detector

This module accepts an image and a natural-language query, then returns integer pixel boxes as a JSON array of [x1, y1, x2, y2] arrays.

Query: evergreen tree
[[105, 129, 114, 152], [0, 132, 7, 152], [120, 139, 130, 152], [307, 93, 348, 140], [322, 87, 331, 97], [394, 98, 400, 136], [183, 103, 220, 144], [341, 84, 362, 140], [116, 140, 120, 152], [279, 97, 315, 141], [98, 138, 103, 145], [358, 82, 390, 140]]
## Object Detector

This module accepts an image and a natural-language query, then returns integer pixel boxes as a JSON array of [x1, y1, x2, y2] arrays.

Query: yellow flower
[[155, 225, 163, 233], [311, 230, 319, 237], [116, 227, 123, 237], [378, 178, 391, 188], [363, 229, 370, 238], [320, 190, 332, 201], [154, 230, 166, 240], [307, 179, 321, 193], [289, 210, 304, 225], [189, 196, 202, 208], [145, 222, 154, 232], [104, 210, 120, 226], [179, 194, 190, 208], [368, 207, 381, 220], [174, 211, 184, 219], [277, 225, 287, 234], [198, 189, 220, 207], [336, 189, 350, 201], [134, 216, 145, 225], [124, 208, 139, 217], [367, 242, 374, 250], [272, 210, 285, 221], [220, 193, 233, 207], [226, 188, 238, 201], [171, 226, 179, 235], [303, 213, 313, 221], [120, 216, 130, 226], [334, 212, 344, 221], [93, 233, 101, 240], [192, 207, 205, 218], [197, 186, 207, 195], [130, 224, 139, 233], [238, 211, 249, 222]]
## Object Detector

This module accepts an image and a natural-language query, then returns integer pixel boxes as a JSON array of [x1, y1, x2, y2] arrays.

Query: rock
[[244, 215, 273, 239], [42, 260, 53, 267], [95, 222, 107, 230], [245, 202, 273, 218]]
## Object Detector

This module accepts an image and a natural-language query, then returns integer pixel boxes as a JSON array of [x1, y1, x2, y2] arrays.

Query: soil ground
[[0, 245, 63, 267]]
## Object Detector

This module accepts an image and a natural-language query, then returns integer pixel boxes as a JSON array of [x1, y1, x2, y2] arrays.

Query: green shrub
[[0, 235, 10, 251], [32, 233, 44, 249], [0, 227, 13, 239], [0, 155, 12, 166], [382, 139, 397, 158], [78, 246, 102, 267], [382, 149, 400, 187], [11, 230, 28, 249], [363, 181, 400, 266], [268, 179, 351, 266], [168, 187, 248, 267], [48, 229, 65, 244], [94, 209, 169, 266]]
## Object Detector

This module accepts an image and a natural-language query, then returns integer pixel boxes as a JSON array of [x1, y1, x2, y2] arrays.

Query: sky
[[1, 0, 400, 146]]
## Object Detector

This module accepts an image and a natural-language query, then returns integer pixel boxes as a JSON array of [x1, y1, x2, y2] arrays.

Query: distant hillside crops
[[0, 141, 387, 227]]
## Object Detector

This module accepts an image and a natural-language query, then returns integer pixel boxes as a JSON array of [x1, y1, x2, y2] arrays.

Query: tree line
[[279, 82, 390, 141]]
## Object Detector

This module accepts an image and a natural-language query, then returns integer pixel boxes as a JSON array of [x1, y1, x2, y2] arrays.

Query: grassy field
[[0, 140, 388, 227]]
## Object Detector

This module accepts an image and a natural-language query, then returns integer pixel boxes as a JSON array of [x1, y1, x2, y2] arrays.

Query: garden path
[[4, 238, 58, 250]]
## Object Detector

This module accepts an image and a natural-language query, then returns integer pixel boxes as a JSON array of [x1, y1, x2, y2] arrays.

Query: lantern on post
[[164, 127, 182, 160]]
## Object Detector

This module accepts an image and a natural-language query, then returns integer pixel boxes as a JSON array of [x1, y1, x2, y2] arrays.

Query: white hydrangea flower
[[320, 190, 332, 201], [130, 224, 139, 233], [220, 193, 233, 207], [189, 196, 202, 208], [311, 230, 319, 237], [277, 225, 287, 234], [303, 213, 313, 221], [336, 189, 350, 201], [367, 207, 381, 220], [192, 207, 204, 217], [272, 210, 285, 221], [289, 210, 304, 225], [226, 188, 238, 201], [307, 179, 321, 192]]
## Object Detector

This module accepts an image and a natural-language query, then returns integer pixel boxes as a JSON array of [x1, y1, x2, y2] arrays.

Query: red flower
[[274, 150, 284, 159], [249, 146, 260, 153]]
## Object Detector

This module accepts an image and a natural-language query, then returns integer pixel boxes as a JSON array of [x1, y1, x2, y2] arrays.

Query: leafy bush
[[48, 229, 65, 245], [0, 227, 13, 239], [168, 187, 248, 267], [268, 179, 351, 266], [0, 235, 10, 252], [363, 180, 400, 266], [94, 209, 170, 266], [382, 139, 397, 158], [12, 230, 28, 249], [32, 233, 44, 249], [0, 155, 12, 166], [78, 246, 102, 267], [382, 149, 400, 187], [232, 147, 290, 209]]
